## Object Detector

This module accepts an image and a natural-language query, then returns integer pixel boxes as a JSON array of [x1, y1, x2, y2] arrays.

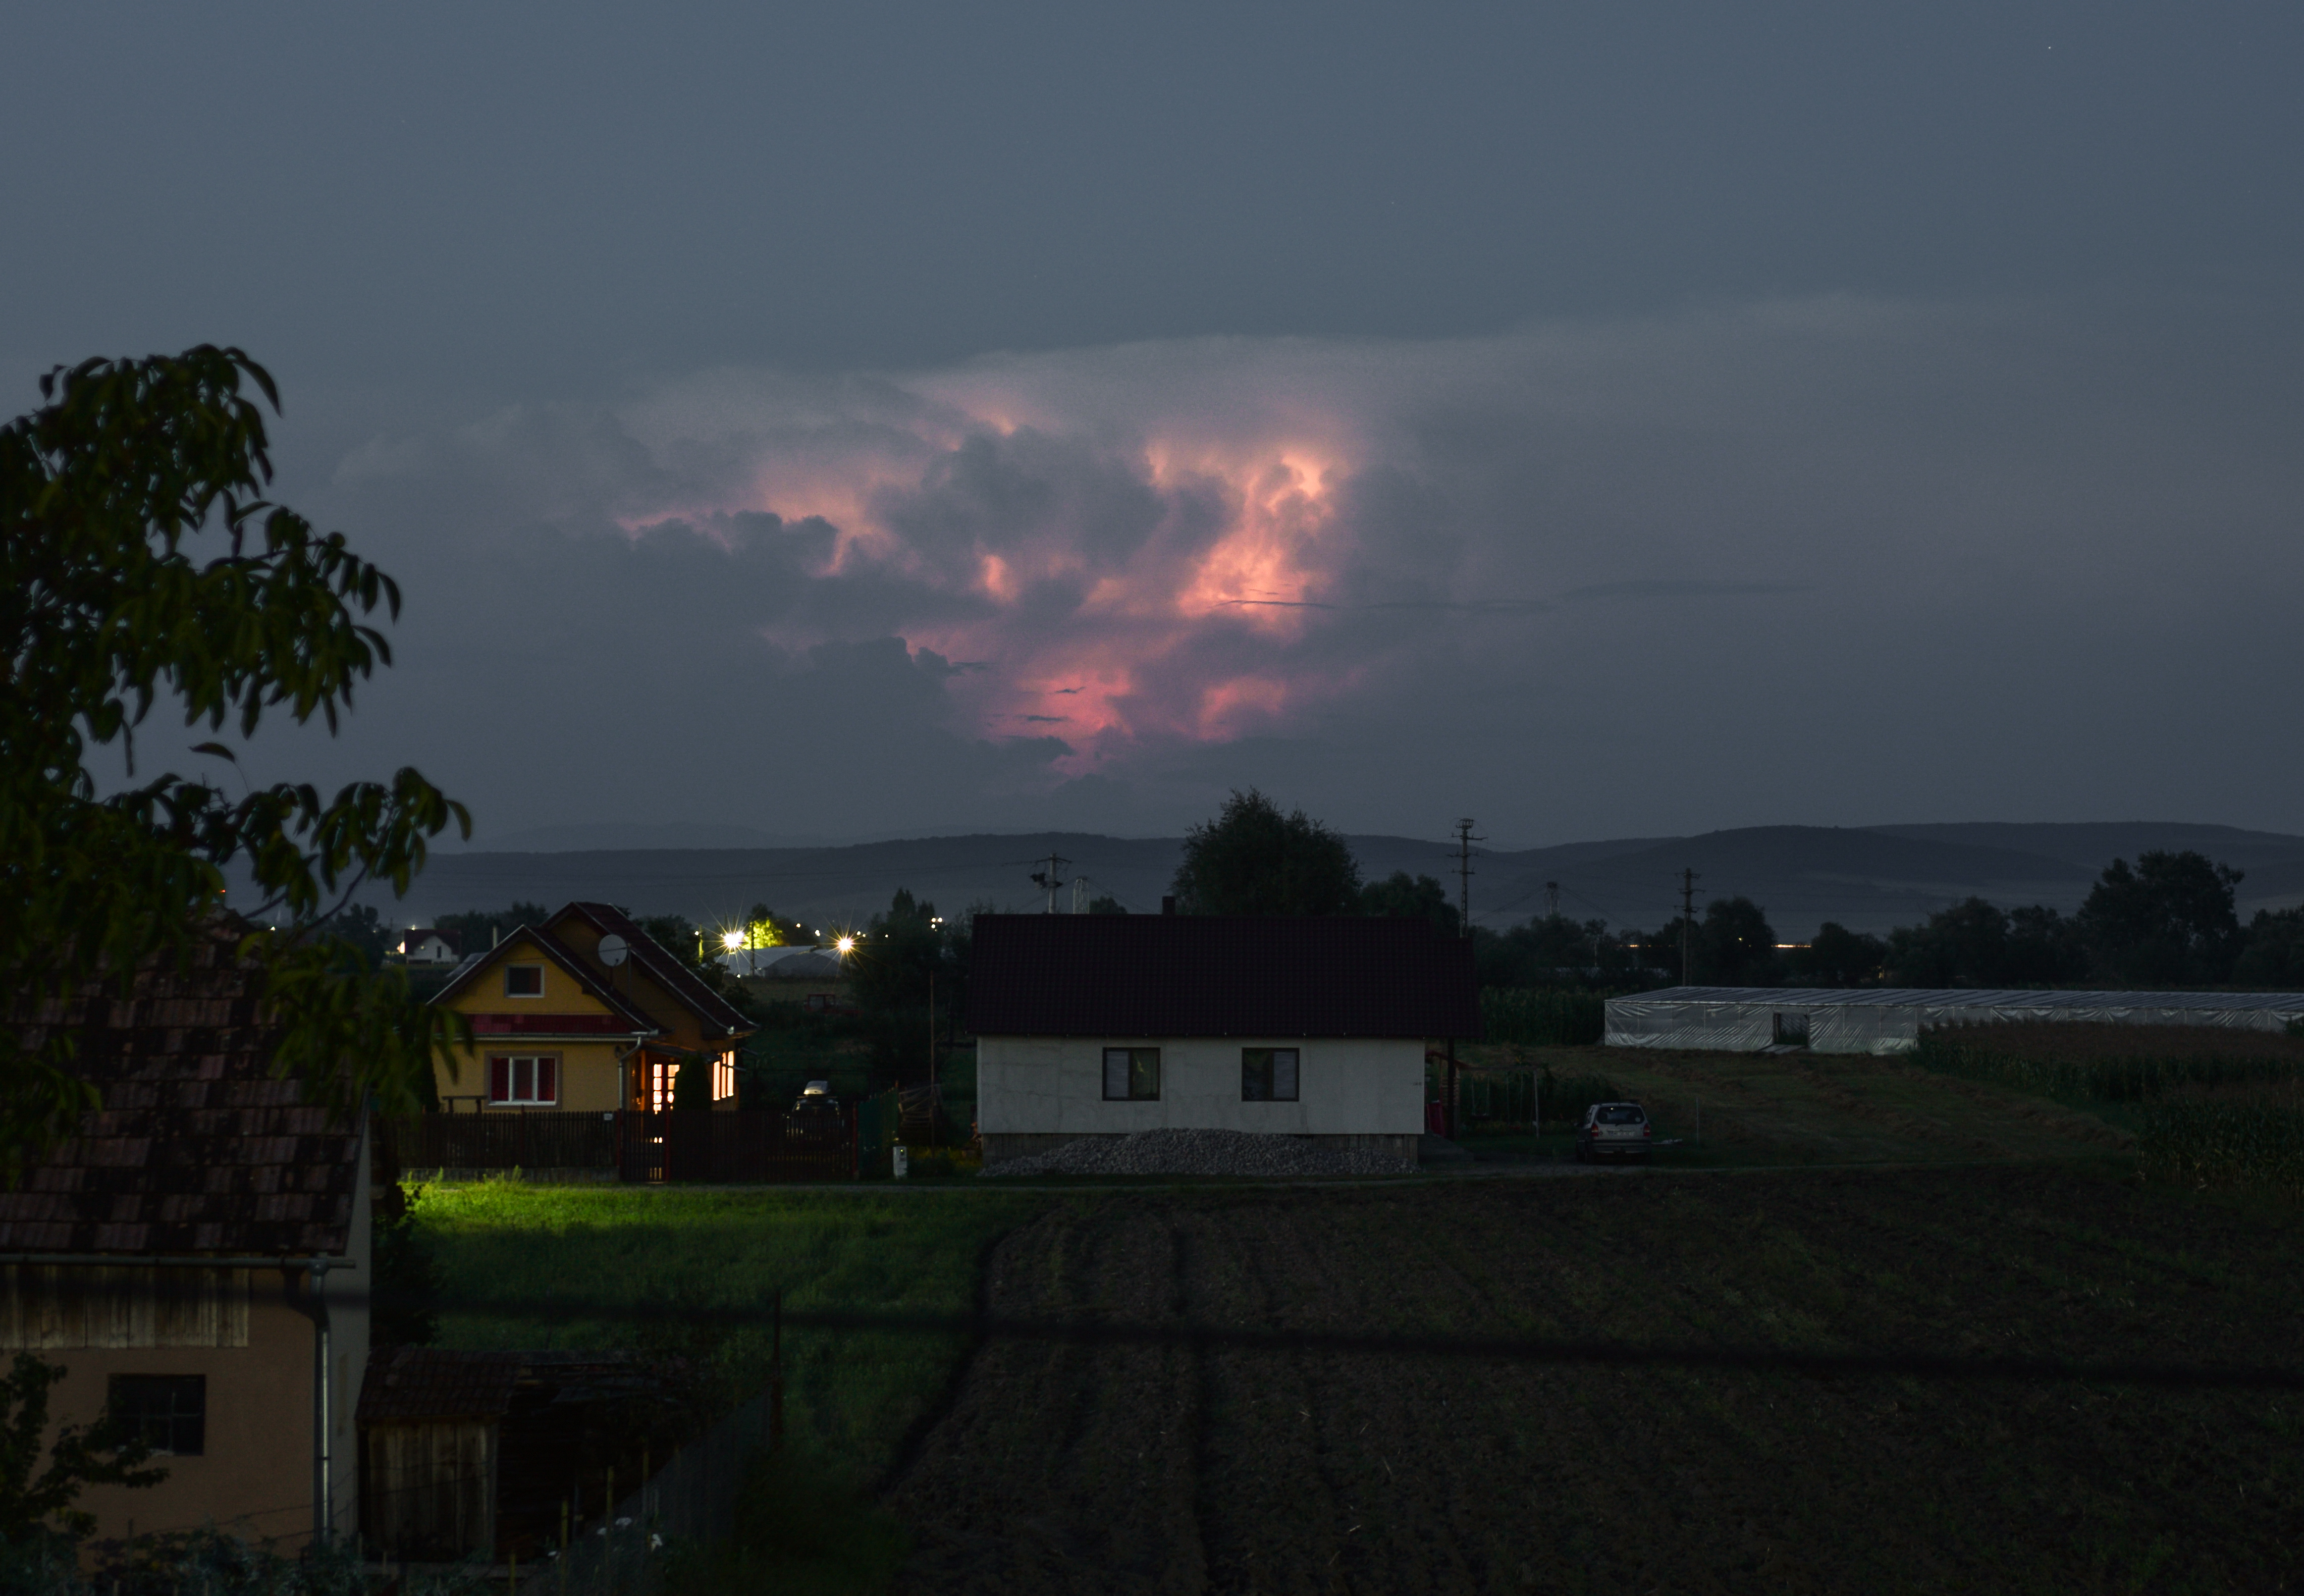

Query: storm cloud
[[240, 291, 2304, 844]]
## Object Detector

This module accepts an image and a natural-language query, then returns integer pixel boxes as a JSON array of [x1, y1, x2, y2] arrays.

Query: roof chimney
[[1161, 895, 1176, 915]]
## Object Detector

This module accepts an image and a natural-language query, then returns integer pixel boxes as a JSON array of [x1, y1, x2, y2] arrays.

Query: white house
[[968, 911, 1480, 1167], [399, 928, 461, 965]]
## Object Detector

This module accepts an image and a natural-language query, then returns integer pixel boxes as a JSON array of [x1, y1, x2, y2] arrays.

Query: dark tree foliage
[[2006, 904, 2092, 985], [369, 1180, 441, 1349], [1473, 913, 1609, 986], [635, 912, 754, 1014], [850, 889, 949, 1016], [1360, 871, 1460, 936], [432, 901, 551, 956], [316, 901, 393, 964], [1886, 897, 2013, 987], [1785, 922, 1887, 987], [1, 348, 469, 1173], [2077, 850, 2243, 986], [1169, 789, 1362, 915], [1084, 894, 1128, 916], [2234, 906, 2304, 988], [0, 1353, 164, 1542], [1697, 897, 1783, 986], [1884, 897, 2090, 987], [1634, 899, 1781, 985]]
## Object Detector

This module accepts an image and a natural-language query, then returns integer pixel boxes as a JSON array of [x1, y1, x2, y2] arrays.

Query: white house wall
[[978, 1036, 1424, 1137]]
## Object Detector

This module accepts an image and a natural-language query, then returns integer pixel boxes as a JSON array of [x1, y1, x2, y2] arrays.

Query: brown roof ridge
[[551, 902, 753, 1038], [426, 922, 661, 1034]]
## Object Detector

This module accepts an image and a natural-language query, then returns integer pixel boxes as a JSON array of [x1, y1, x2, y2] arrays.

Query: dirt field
[[884, 1168, 2302, 1594]]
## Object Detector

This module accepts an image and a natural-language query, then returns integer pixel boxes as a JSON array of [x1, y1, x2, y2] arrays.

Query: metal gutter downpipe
[[310, 1257, 332, 1546]]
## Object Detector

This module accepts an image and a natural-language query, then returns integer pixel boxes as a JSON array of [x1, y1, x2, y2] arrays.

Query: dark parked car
[[1575, 1101, 1651, 1163]]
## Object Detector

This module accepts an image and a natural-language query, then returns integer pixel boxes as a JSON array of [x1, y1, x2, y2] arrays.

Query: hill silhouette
[[293, 821, 2304, 941]]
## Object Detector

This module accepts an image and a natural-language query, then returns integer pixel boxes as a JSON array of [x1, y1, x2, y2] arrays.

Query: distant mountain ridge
[[302, 821, 2304, 941]]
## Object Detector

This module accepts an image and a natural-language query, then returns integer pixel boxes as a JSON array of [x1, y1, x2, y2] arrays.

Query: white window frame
[[1102, 1046, 1161, 1101], [487, 1053, 560, 1106], [1240, 1047, 1300, 1102]]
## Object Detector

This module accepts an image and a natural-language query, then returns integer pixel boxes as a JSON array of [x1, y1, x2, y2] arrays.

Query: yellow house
[[429, 902, 755, 1113]]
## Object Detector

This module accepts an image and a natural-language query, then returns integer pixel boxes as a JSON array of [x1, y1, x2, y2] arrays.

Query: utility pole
[[1544, 881, 1560, 919], [1452, 818, 1483, 938], [1071, 876, 1090, 915], [1028, 854, 1070, 914], [1679, 867, 1700, 988]]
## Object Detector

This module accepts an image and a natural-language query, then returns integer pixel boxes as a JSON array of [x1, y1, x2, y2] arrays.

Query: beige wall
[[977, 1036, 1425, 1137], [436, 1038, 629, 1113], [7, 1132, 372, 1551]]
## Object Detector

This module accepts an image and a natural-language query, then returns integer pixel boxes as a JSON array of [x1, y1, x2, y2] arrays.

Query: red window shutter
[[538, 1057, 558, 1104], [488, 1057, 510, 1102]]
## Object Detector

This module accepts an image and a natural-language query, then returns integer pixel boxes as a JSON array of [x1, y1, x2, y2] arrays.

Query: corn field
[[2137, 1096, 2304, 1202], [1913, 1023, 2304, 1201], [1912, 1025, 2304, 1103], [1479, 988, 1608, 1046]]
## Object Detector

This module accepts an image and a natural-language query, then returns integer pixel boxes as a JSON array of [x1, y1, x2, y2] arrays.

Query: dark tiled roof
[[967, 915, 1482, 1039], [358, 1348, 527, 1422], [426, 922, 661, 1034], [357, 1347, 661, 1424], [0, 930, 364, 1257], [552, 903, 753, 1038]]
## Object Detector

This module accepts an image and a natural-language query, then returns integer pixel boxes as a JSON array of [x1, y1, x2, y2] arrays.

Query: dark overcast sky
[[7, 3, 2300, 847]]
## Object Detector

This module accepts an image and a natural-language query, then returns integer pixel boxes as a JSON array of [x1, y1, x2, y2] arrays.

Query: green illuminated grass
[[413, 1182, 1047, 1482]]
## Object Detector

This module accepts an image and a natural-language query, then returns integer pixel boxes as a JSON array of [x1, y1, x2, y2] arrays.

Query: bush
[[1480, 989, 1608, 1046]]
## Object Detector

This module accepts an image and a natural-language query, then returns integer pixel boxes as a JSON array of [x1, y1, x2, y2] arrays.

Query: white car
[[1575, 1101, 1651, 1163]]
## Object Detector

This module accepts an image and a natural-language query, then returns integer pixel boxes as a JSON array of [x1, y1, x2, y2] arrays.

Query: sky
[[7, 3, 2301, 849]]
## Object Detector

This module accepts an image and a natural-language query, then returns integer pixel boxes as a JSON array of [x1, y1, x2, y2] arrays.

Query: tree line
[[1486, 848, 2304, 991]]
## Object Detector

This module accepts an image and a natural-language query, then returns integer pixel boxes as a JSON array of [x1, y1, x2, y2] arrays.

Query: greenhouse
[[1603, 987, 2304, 1055]]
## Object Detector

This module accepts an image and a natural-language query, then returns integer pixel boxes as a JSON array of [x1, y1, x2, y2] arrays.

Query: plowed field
[[886, 1168, 2303, 1595]]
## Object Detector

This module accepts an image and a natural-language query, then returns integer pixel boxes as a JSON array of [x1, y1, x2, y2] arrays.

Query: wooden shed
[[359, 1347, 699, 1562], [358, 1349, 523, 1561]]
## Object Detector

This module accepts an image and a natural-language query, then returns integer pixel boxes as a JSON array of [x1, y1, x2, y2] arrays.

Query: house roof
[[357, 1347, 658, 1424], [0, 927, 366, 1257], [967, 914, 1482, 1038], [547, 903, 753, 1038], [427, 922, 662, 1034]]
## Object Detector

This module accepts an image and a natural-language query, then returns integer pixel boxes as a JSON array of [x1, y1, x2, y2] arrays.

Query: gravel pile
[[980, 1128, 1414, 1179]]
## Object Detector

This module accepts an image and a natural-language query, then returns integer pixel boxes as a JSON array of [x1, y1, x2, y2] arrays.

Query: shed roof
[[1614, 986, 2304, 1014], [968, 914, 1481, 1038], [0, 926, 365, 1257], [357, 1346, 666, 1424]]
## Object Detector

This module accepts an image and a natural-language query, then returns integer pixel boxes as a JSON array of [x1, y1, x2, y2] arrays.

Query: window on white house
[[504, 965, 545, 998], [109, 1374, 205, 1456], [1102, 1047, 1161, 1101], [487, 1055, 560, 1105], [1241, 1048, 1300, 1102]]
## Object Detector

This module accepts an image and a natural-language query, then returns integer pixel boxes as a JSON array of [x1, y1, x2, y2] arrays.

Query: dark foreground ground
[[883, 1167, 2302, 1595]]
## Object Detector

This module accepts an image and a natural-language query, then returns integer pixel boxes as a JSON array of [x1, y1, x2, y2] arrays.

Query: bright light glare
[[721, 931, 745, 952], [835, 935, 856, 954]]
